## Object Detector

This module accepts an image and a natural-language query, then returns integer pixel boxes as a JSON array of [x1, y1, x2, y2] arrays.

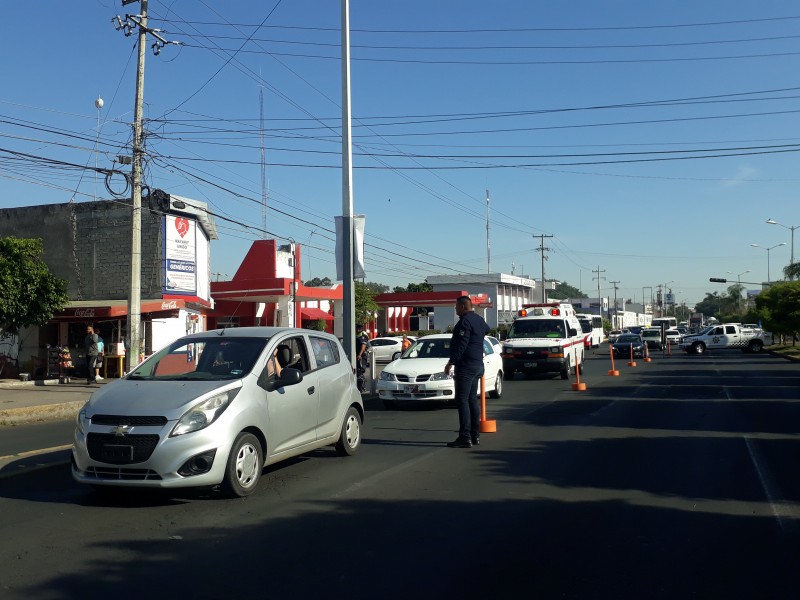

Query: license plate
[[404, 384, 423, 393], [102, 444, 133, 461], [524, 362, 537, 368]]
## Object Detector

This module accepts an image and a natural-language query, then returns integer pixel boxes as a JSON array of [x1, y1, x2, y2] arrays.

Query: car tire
[[382, 399, 396, 410], [748, 340, 763, 353], [223, 432, 263, 498], [335, 406, 362, 456], [560, 359, 571, 380], [692, 342, 706, 355], [488, 371, 503, 399]]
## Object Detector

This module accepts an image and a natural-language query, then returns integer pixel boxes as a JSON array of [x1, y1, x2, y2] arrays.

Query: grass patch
[[769, 343, 800, 360]]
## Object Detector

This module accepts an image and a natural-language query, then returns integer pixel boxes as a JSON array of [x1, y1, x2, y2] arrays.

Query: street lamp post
[[750, 242, 786, 283], [726, 270, 751, 313], [766, 218, 798, 278], [642, 286, 653, 313]]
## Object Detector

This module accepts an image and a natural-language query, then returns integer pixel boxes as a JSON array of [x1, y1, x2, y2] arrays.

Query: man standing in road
[[444, 296, 489, 448]]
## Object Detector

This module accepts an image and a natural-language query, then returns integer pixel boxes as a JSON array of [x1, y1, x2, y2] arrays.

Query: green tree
[[783, 262, 800, 281], [304, 276, 332, 287], [355, 281, 381, 326], [0, 237, 69, 334], [553, 281, 583, 299], [755, 281, 800, 344], [362, 281, 389, 295]]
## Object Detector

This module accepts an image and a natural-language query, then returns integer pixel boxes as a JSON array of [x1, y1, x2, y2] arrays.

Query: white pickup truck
[[679, 323, 773, 354]]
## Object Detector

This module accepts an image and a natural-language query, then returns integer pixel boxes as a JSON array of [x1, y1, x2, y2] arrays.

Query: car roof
[[186, 326, 329, 340]]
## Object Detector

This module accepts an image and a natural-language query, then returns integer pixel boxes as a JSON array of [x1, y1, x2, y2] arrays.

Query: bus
[[576, 313, 604, 348], [651, 317, 678, 330]]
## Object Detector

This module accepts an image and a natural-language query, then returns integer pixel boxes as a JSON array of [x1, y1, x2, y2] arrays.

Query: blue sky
[[2, 1, 800, 306]]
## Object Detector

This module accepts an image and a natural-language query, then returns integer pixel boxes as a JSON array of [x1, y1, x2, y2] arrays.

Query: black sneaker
[[446, 436, 472, 448], [471, 436, 480, 446]]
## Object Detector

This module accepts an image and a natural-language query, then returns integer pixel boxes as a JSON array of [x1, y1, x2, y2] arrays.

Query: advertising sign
[[163, 215, 197, 294]]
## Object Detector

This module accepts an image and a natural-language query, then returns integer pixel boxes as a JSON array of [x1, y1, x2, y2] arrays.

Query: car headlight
[[430, 372, 453, 381], [171, 388, 240, 437], [550, 346, 562, 354], [379, 371, 397, 382], [76, 405, 88, 434]]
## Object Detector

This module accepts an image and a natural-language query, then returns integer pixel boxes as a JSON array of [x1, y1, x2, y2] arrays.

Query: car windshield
[[641, 330, 659, 338], [508, 319, 567, 339], [402, 338, 451, 359], [616, 335, 641, 343], [128, 337, 268, 381], [578, 319, 591, 333]]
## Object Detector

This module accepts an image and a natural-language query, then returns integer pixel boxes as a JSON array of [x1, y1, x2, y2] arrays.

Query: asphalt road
[[0, 349, 798, 599]]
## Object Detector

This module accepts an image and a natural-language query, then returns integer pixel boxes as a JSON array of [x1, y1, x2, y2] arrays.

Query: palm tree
[[783, 262, 800, 281]]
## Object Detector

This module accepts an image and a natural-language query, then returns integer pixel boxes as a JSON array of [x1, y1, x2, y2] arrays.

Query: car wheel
[[749, 340, 763, 353], [223, 432, 263, 498], [488, 371, 503, 399], [560, 359, 571, 380], [692, 342, 706, 355], [382, 399, 396, 410], [335, 406, 362, 456]]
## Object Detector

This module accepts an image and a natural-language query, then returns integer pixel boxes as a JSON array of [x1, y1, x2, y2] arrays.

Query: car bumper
[[502, 356, 564, 374], [71, 423, 232, 489], [377, 379, 454, 401]]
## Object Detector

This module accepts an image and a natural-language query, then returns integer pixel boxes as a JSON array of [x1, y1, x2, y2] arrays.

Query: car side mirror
[[258, 367, 303, 391], [569, 328, 578, 337]]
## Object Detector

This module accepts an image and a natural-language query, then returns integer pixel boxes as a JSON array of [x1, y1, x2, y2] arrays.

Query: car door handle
[[307, 386, 315, 395]]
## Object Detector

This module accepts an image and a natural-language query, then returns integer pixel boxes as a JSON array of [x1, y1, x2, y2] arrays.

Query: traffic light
[[709, 277, 728, 283]]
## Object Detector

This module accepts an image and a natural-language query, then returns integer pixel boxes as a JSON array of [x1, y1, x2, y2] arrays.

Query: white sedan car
[[377, 334, 504, 409], [367, 336, 416, 362]]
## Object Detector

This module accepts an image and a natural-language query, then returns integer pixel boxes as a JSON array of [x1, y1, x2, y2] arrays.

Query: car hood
[[385, 357, 448, 376], [83, 378, 243, 418]]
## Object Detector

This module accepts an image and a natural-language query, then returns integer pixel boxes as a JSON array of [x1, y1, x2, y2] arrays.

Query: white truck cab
[[679, 323, 772, 354], [502, 303, 585, 379]]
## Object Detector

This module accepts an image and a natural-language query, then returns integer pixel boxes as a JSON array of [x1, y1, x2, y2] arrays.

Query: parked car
[[640, 328, 664, 350], [608, 330, 623, 343], [611, 333, 646, 358], [368, 336, 416, 362], [487, 335, 503, 355], [377, 334, 503, 409], [72, 327, 364, 498]]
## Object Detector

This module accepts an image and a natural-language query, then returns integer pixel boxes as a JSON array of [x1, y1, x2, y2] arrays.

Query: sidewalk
[[0, 378, 99, 426]]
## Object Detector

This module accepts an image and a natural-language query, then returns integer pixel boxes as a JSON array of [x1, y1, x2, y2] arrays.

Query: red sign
[[174, 217, 190, 238]]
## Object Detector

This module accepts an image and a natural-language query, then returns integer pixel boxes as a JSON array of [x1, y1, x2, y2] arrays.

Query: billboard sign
[[163, 215, 197, 295]]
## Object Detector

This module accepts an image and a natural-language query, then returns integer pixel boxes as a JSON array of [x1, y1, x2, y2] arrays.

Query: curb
[[0, 400, 85, 426], [768, 349, 800, 363], [0, 378, 62, 389]]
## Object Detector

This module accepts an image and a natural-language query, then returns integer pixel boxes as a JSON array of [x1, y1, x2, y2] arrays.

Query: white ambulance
[[501, 302, 585, 380]]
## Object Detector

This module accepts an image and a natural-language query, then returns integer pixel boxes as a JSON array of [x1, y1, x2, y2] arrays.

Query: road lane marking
[[0, 443, 72, 462]]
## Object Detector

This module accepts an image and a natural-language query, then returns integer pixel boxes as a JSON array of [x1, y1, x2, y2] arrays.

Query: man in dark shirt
[[84, 324, 101, 384], [444, 296, 490, 448]]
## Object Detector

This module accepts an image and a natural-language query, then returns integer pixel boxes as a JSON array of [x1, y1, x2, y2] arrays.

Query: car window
[[132, 338, 267, 381], [278, 336, 311, 373], [405, 339, 450, 359], [509, 319, 566, 339], [310, 336, 339, 369], [483, 340, 493, 355], [725, 325, 736, 334]]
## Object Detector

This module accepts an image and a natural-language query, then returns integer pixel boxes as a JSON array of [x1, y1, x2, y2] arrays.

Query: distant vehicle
[[576, 313, 604, 348], [608, 329, 623, 343], [611, 334, 646, 358], [368, 336, 417, 362], [651, 317, 678, 330], [680, 323, 773, 354], [378, 334, 503, 408], [664, 329, 682, 347], [627, 325, 644, 335], [641, 328, 664, 350]]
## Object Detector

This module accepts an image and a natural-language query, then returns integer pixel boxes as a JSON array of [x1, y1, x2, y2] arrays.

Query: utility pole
[[533, 234, 553, 302], [592, 265, 606, 320], [486, 189, 491, 274], [341, 0, 356, 366], [114, 0, 176, 370], [610, 280, 621, 329]]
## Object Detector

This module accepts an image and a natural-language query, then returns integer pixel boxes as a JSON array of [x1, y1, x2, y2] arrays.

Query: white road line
[[0, 443, 72, 462], [744, 435, 789, 532]]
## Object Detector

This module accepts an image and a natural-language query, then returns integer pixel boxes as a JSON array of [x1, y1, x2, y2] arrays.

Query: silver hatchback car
[[72, 327, 364, 497]]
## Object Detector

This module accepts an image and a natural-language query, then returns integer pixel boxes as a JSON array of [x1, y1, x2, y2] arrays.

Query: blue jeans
[[454, 363, 484, 439]]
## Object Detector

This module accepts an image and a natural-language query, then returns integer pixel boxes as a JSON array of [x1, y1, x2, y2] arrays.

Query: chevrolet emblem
[[111, 424, 132, 437]]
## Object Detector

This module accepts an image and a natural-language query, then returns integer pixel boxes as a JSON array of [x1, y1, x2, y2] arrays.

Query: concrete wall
[[0, 200, 163, 300]]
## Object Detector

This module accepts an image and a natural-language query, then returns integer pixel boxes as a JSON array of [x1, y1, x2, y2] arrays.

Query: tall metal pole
[[486, 189, 491, 274], [610, 281, 620, 329], [127, 0, 148, 371], [341, 0, 356, 366]]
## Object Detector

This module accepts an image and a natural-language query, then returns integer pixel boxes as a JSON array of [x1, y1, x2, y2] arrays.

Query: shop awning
[[300, 307, 334, 321], [53, 299, 187, 320]]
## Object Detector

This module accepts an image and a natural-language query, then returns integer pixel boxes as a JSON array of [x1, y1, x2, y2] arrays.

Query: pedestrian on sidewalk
[[444, 296, 489, 448], [84, 325, 102, 383]]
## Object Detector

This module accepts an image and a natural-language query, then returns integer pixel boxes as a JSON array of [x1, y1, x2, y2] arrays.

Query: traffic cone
[[628, 343, 637, 367], [571, 347, 586, 391], [479, 375, 497, 433], [644, 342, 652, 363], [608, 342, 620, 376]]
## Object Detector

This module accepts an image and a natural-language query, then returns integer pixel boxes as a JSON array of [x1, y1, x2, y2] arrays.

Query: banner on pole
[[335, 215, 366, 280]]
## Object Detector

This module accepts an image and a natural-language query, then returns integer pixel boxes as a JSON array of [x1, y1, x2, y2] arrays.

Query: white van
[[72, 327, 364, 498], [501, 303, 585, 379]]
